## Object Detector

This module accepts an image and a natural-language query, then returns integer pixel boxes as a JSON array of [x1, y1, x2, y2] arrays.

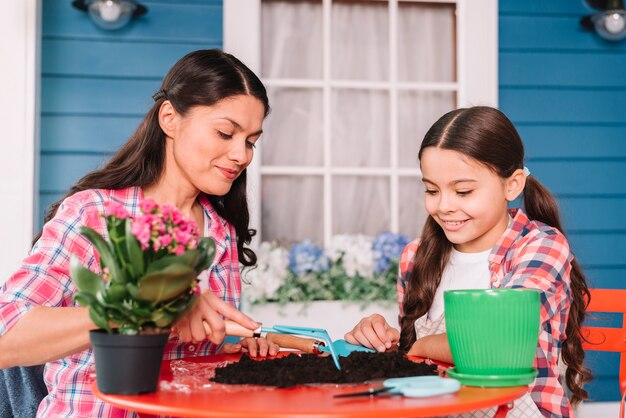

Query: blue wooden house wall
[[500, 0, 626, 402], [39, 0, 224, 225], [40, 0, 623, 403]]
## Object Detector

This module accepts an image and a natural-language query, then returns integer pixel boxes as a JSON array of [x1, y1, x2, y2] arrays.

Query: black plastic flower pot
[[90, 329, 169, 395]]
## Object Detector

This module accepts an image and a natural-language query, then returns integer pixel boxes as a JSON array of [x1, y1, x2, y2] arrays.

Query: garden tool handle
[[203, 320, 263, 338], [265, 333, 323, 354]]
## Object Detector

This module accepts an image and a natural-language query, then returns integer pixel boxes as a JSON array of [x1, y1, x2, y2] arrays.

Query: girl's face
[[420, 147, 521, 253], [162, 94, 265, 197]]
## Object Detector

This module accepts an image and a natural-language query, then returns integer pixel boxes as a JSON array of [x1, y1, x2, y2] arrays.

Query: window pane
[[262, 175, 324, 245], [398, 2, 456, 82], [263, 88, 323, 166], [398, 91, 456, 168], [262, 0, 323, 79], [331, 1, 389, 81], [332, 176, 389, 235], [399, 176, 427, 239], [331, 89, 389, 167]]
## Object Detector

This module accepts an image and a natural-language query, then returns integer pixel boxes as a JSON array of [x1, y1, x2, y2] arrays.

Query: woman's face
[[420, 147, 513, 253], [164, 94, 265, 197]]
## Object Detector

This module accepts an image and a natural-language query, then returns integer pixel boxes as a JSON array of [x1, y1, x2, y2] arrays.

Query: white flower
[[243, 242, 289, 303], [327, 234, 374, 277]]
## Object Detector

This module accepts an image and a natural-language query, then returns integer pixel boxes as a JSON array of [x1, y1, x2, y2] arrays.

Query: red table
[[94, 353, 528, 417]]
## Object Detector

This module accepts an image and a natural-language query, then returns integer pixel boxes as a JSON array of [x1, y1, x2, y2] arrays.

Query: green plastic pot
[[444, 289, 540, 378]]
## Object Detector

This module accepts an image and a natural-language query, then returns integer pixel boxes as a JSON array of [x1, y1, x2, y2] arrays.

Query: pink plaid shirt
[[0, 187, 243, 417], [398, 209, 574, 417]]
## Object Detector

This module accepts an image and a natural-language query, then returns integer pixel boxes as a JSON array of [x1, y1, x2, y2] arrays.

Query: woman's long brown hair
[[33, 49, 270, 267], [399, 106, 592, 404]]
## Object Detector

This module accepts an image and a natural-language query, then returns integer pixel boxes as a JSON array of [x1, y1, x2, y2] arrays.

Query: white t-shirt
[[427, 247, 492, 320]]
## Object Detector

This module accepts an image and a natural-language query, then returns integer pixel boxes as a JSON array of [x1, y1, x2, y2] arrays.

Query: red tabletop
[[93, 353, 528, 418]]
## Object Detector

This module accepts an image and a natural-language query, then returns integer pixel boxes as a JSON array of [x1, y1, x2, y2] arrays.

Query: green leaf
[[126, 283, 139, 299], [136, 264, 195, 303], [145, 250, 199, 275], [79, 226, 125, 283], [107, 283, 128, 303], [74, 292, 97, 308], [88, 306, 110, 332], [69, 255, 104, 297], [151, 310, 175, 328], [194, 238, 216, 273], [125, 219, 144, 276]]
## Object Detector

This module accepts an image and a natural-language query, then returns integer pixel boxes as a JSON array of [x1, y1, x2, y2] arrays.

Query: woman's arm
[[407, 333, 454, 364], [0, 307, 96, 368]]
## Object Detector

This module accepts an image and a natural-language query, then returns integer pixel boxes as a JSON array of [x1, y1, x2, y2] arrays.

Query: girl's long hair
[[34, 49, 270, 267], [399, 106, 591, 404]]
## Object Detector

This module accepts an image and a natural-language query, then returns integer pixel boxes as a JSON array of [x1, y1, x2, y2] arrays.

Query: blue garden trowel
[[216, 321, 375, 370]]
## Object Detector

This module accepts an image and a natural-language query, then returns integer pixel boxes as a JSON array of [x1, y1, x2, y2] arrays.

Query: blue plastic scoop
[[218, 321, 375, 370]]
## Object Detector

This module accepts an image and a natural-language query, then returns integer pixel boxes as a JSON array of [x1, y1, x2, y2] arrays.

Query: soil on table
[[212, 351, 438, 387]]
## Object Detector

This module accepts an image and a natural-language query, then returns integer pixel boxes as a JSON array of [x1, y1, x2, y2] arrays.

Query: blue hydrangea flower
[[372, 232, 411, 273], [288, 240, 330, 275]]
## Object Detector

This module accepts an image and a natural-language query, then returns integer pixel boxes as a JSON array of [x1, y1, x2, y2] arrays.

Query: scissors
[[334, 376, 461, 398]]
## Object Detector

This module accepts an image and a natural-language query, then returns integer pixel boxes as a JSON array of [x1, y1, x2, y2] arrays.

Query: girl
[[345, 106, 591, 417], [0, 49, 279, 417]]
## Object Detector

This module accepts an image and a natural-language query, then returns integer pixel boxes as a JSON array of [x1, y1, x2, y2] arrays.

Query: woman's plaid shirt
[[398, 209, 574, 417], [0, 187, 243, 417]]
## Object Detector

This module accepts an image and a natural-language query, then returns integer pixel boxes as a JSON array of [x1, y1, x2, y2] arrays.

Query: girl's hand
[[174, 290, 259, 345], [344, 314, 400, 352], [219, 337, 280, 357]]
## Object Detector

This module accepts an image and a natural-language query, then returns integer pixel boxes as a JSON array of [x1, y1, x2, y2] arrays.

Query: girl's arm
[[0, 307, 95, 368], [407, 333, 454, 364]]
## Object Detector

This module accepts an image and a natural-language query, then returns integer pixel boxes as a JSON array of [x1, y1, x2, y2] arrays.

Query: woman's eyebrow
[[219, 117, 263, 136]]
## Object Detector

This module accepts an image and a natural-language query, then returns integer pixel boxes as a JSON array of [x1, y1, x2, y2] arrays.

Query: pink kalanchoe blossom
[[131, 218, 152, 250], [103, 201, 129, 220], [173, 244, 186, 255], [139, 199, 158, 214]]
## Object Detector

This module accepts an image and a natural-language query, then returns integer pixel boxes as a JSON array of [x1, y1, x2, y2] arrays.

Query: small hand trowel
[[204, 321, 374, 369]]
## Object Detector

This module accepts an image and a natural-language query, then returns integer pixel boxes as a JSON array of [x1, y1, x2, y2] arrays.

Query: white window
[[225, 0, 497, 247]]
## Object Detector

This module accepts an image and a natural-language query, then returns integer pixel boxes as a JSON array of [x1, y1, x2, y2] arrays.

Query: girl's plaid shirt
[[397, 208, 574, 418], [0, 187, 242, 417]]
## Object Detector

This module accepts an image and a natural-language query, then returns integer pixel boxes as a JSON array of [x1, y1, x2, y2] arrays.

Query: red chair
[[581, 288, 626, 417]]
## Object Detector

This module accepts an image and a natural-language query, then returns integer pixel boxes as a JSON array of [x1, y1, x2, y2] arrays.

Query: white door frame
[[224, 0, 498, 241], [0, 0, 40, 284]]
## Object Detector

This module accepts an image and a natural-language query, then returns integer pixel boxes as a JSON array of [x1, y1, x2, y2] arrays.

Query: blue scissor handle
[[383, 376, 461, 398]]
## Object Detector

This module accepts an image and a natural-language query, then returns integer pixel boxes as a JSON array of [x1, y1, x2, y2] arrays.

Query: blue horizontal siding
[[559, 197, 626, 232], [41, 116, 140, 153], [500, 0, 626, 402], [500, 89, 626, 123], [500, 51, 626, 87], [500, 0, 590, 14], [43, 1, 222, 42], [500, 16, 626, 51], [39, 0, 223, 230], [521, 125, 626, 159], [42, 39, 211, 78], [41, 77, 159, 115], [523, 161, 626, 195]]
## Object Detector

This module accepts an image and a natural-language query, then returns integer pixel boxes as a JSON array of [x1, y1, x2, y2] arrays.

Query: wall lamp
[[581, 0, 626, 41], [72, 0, 148, 31]]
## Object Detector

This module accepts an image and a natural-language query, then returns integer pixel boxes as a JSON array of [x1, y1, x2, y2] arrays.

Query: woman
[[0, 49, 278, 417]]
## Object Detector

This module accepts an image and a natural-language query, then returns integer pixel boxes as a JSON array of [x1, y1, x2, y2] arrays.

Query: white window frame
[[224, 0, 498, 244], [0, 0, 40, 284]]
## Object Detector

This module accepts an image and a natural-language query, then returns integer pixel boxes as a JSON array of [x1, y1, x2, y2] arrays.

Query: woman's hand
[[219, 337, 280, 357], [174, 290, 258, 345], [344, 314, 400, 352]]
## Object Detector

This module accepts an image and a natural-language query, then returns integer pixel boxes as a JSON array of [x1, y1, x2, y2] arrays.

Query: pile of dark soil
[[212, 351, 437, 387]]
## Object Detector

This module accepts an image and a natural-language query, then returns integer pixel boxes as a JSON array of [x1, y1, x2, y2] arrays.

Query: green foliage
[[70, 216, 216, 335], [259, 257, 399, 307]]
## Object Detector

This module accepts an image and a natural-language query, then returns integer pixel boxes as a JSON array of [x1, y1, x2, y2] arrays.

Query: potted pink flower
[[69, 199, 215, 394]]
